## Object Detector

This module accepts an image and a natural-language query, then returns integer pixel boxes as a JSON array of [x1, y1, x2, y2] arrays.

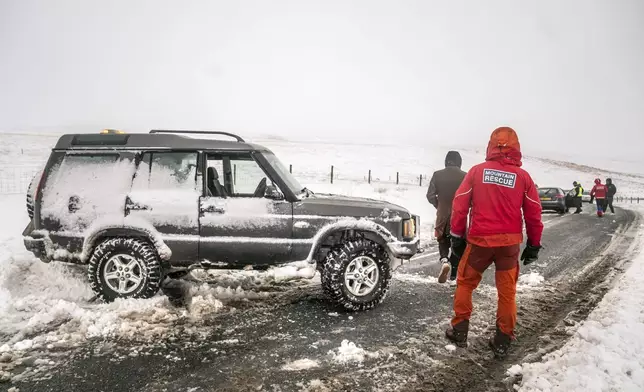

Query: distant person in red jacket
[[590, 178, 608, 217], [445, 127, 544, 358]]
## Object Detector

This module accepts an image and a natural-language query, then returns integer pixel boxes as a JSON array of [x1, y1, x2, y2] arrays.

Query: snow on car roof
[[53, 133, 270, 152]]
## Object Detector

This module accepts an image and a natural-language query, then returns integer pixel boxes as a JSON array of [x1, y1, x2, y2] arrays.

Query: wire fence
[[0, 164, 429, 195], [0, 165, 42, 194], [2, 164, 643, 204]]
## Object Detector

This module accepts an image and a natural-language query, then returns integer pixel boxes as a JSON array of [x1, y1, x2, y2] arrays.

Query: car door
[[198, 151, 293, 266], [126, 151, 200, 264]]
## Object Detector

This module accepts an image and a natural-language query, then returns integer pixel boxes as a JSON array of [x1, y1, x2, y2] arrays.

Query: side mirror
[[265, 185, 284, 200]]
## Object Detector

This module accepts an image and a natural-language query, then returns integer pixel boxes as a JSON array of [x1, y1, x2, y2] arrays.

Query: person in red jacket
[[590, 178, 608, 217], [445, 127, 544, 358]]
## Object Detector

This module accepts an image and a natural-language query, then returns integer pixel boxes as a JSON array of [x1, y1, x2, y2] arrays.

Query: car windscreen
[[262, 152, 303, 195]]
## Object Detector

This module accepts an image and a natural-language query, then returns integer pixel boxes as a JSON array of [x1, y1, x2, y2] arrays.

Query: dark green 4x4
[[23, 131, 420, 310]]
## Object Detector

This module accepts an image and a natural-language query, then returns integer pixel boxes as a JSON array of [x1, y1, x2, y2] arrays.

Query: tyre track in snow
[[7, 208, 638, 392]]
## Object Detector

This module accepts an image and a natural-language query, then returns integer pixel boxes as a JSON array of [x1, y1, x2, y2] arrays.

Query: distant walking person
[[606, 178, 617, 214], [572, 181, 584, 214], [426, 151, 467, 283], [590, 178, 608, 217], [445, 127, 543, 358]]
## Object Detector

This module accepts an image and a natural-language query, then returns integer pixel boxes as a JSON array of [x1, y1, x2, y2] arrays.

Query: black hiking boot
[[445, 320, 469, 348], [489, 329, 512, 359]]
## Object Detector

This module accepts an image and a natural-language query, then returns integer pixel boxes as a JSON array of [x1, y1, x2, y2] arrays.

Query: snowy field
[[1, 132, 644, 390]]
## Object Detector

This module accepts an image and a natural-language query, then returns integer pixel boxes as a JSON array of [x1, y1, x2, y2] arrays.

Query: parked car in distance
[[538, 187, 571, 214], [23, 130, 421, 311], [581, 190, 591, 203]]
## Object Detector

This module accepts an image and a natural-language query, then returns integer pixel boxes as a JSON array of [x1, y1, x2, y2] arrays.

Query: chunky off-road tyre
[[26, 170, 42, 219], [88, 238, 162, 302], [321, 238, 391, 311]]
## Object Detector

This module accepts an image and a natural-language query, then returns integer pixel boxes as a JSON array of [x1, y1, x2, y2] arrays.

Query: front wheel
[[321, 238, 391, 311], [88, 238, 162, 302]]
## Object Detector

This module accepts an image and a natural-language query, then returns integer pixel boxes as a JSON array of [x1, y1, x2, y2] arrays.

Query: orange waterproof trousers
[[451, 243, 520, 337]]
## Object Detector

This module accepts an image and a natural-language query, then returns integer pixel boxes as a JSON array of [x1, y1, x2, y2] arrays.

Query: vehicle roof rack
[[149, 129, 245, 142]]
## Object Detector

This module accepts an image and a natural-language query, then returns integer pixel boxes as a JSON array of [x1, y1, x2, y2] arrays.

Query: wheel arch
[[309, 220, 394, 262], [81, 226, 171, 263]]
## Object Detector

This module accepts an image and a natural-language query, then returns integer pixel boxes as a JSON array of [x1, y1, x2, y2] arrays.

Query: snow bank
[[518, 206, 644, 392]]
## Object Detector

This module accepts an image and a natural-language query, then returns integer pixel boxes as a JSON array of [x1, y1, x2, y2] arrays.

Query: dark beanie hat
[[445, 151, 462, 168]]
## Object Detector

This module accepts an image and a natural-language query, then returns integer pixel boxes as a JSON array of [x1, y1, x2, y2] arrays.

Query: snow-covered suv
[[23, 131, 420, 310]]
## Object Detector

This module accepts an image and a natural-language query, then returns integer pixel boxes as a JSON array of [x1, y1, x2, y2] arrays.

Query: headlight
[[403, 218, 416, 239]]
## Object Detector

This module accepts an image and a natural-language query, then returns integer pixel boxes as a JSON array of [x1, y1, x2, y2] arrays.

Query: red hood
[[486, 126, 522, 167]]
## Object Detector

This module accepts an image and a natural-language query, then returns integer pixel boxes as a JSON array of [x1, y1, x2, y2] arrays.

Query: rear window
[[40, 154, 135, 230], [538, 188, 559, 197]]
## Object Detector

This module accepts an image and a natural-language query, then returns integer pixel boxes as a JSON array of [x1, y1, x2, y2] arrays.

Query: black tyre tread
[[26, 173, 39, 220], [88, 237, 162, 302], [321, 238, 391, 311]]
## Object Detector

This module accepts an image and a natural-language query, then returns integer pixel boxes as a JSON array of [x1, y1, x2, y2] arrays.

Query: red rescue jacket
[[450, 127, 544, 247], [591, 183, 608, 199]]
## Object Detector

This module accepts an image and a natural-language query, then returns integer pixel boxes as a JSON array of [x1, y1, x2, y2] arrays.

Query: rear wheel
[[321, 238, 391, 311], [88, 238, 162, 302]]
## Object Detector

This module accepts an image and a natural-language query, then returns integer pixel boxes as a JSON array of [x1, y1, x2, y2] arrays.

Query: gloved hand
[[589, 197, 594, 204], [450, 235, 467, 258], [521, 244, 542, 265]]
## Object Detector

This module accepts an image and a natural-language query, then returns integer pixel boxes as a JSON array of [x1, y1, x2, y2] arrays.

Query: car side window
[[133, 151, 198, 191], [205, 153, 275, 198]]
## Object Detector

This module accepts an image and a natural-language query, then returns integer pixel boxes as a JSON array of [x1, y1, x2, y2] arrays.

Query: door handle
[[200, 205, 225, 214], [129, 204, 150, 211], [125, 196, 150, 211]]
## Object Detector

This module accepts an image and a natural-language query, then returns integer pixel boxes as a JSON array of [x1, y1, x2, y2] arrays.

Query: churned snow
[[0, 195, 310, 370], [282, 358, 320, 371], [507, 364, 523, 377], [518, 205, 644, 392], [327, 340, 379, 364], [517, 272, 545, 288]]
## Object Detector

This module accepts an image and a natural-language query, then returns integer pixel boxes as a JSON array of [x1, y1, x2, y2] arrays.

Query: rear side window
[[132, 152, 198, 191], [40, 154, 135, 230]]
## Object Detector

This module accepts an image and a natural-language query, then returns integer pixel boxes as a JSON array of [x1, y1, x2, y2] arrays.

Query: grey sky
[[1, 0, 643, 156]]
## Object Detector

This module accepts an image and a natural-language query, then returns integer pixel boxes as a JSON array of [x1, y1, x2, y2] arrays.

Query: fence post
[[289, 164, 292, 174], [330, 165, 334, 184], [396, 172, 399, 185], [368, 170, 371, 184]]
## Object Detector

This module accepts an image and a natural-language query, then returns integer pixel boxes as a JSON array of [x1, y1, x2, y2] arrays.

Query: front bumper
[[387, 237, 421, 259]]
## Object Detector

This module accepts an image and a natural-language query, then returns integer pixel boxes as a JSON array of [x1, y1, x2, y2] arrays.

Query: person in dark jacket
[[426, 151, 467, 283], [606, 178, 617, 213], [572, 181, 584, 214]]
